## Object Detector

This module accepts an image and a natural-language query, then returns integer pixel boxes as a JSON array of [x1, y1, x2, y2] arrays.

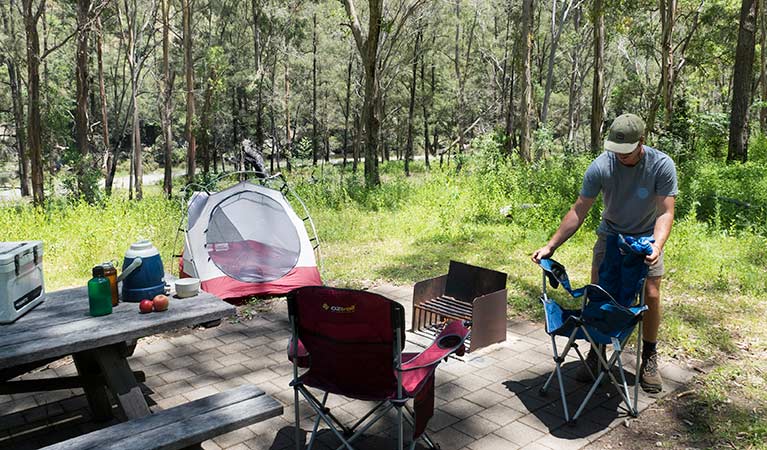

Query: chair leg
[[398, 406, 404, 450], [580, 329, 637, 417], [294, 386, 302, 450], [306, 392, 329, 450], [572, 370, 606, 422], [541, 331, 579, 422], [348, 400, 387, 433], [296, 386, 355, 450], [633, 322, 643, 416], [612, 338, 635, 416], [332, 402, 396, 450], [403, 405, 438, 449]]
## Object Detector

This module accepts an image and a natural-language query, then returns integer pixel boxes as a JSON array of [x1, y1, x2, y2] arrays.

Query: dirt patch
[[586, 393, 708, 450]]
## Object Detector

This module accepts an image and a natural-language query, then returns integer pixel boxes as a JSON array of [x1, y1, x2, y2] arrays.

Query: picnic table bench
[[39, 384, 283, 450]]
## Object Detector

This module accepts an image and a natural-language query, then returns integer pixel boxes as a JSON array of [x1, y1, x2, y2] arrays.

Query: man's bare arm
[[531, 195, 595, 262], [646, 195, 675, 266]]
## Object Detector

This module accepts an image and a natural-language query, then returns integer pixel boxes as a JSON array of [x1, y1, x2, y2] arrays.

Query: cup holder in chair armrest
[[437, 332, 467, 357], [437, 334, 462, 349]]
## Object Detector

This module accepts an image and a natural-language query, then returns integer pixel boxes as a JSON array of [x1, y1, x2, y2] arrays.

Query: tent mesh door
[[206, 191, 301, 283]]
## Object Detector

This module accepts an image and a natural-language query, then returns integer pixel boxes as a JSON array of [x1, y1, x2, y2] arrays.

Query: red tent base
[[179, 266, 322, 302]]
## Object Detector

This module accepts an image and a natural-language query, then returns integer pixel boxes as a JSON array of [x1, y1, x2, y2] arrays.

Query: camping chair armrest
[[583, 283, 617, 303], [399, 321, 470, 371]]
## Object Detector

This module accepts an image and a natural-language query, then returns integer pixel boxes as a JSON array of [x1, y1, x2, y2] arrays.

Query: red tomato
[[139, 299, 154, 314]]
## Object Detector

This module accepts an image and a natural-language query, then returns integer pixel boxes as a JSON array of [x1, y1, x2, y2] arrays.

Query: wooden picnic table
[[0, 286, 235, 422]]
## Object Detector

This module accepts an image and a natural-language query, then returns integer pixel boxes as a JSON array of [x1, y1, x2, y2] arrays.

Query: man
[[531, 113, 677, 393]]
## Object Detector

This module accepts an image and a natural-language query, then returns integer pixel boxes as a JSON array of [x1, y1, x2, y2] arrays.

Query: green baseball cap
[[604, 113, 645, 154]]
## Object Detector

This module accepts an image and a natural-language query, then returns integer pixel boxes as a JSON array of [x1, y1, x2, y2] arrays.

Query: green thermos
[[88, 265, 113, 316]]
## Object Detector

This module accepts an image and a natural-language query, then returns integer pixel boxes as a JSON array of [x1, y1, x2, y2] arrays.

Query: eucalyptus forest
[[0, 0, 762, 203]]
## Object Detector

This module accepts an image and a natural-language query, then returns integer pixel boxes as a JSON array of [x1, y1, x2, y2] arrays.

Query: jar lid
[[92, 265, 105, 277]]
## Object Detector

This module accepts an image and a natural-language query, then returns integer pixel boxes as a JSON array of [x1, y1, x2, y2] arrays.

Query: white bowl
[[175, 278, 200, 298]]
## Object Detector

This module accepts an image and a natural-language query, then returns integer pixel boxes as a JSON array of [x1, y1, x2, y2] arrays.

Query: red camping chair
[[287, 286, 470, 450]]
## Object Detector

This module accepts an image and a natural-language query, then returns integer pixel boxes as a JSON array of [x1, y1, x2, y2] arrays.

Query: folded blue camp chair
[[537, 234, 653, 424]]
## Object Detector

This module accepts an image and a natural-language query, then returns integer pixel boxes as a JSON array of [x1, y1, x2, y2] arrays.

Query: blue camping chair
[[537, 234, 654, 424]]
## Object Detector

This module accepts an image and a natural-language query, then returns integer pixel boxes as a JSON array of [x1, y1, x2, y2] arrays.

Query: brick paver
[[0, 284, 696, 450]]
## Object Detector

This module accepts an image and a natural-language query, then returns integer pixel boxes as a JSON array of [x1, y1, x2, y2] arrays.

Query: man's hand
[[645, 242, 661, 266], [531, 245, 554, 264]]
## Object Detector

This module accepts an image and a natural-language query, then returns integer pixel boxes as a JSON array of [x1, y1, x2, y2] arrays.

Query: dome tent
[[178, 172, 322, 300]]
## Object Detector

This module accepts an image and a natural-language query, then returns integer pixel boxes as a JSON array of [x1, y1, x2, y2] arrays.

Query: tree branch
[[339, 0, 365, 56]]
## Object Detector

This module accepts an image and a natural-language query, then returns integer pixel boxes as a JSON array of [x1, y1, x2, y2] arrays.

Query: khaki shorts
[[592, 234, 664, 278]]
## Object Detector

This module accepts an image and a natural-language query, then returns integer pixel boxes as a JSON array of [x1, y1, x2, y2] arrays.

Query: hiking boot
[[575, 348, 601, 382], [640, 352, 663, 393]]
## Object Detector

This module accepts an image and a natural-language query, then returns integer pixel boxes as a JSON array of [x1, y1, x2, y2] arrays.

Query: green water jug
[[88, 265, 113, 317]]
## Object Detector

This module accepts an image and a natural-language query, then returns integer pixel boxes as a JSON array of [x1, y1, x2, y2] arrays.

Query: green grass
[[680, 359, 767, 449]]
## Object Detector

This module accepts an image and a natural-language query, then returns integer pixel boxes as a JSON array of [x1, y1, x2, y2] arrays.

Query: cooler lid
[[0, 241, 43, 267]]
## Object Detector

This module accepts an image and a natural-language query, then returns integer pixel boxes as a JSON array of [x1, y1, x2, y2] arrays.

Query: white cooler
[[0, 241, 45, 324]]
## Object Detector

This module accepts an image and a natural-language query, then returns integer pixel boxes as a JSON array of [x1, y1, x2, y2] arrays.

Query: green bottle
[[88, 265, 113, 317]]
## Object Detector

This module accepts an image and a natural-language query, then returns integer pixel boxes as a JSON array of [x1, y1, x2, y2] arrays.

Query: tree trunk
[[312, 12, 318, 166], [760, 0, 767, 133], [284, 59, 292, 170], [405, 27, 421, 176], [590, 0, 605, 155], [499, 0, 512, 121], [1, 1, 29, 196], [542, 0, 576, 124], [23, 0, 44, 205], [431, 57, 438, 160], [566, 4, 582, 147], [198, 67, 215, 176], [728, 0, 759, 162], [353, 112, 361, 172], [3, 6, 30, 196], [75, 0, 92, 200], [342, 49, 353, 168], [8, 62, 29, 196], [519, 0, 534, 162], [232, 87, 242, 171], [183, 0, 196, 183], [421, 39, 431, 169], [454, 0, 464, 160], [660, 0, 676, 127], [252, 0, 264, 153], [270, 59, 278, 171], [341, 0, 382, 187], [96, 17, 114, 196], [124, 0, 142, 200], [362, 1, 382, 186], [160, 0, 173, 197], [505, 36, 519, 155]]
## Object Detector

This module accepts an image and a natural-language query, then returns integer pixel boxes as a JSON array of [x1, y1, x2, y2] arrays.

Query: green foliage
[[679, 161, 767, 234], [58, 147, 103, 203]]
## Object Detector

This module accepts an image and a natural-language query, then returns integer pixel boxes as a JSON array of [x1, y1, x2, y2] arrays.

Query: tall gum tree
[[728, 0, 758, 162], [590, 0, 605, 155], [22, 0, 45, 205], [1, 0, 30, 196], [339, 0, 427, 187], [519, 0, 533, 162], [183, 0, 196, 183], [340, 0, 384, 187]]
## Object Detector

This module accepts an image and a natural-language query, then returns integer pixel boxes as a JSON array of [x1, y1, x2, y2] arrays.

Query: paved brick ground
[[0, 285, 695, 450]]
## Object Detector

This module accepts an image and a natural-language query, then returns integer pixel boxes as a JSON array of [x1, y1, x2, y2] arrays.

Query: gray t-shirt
[[580, 146, 678, 236]]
